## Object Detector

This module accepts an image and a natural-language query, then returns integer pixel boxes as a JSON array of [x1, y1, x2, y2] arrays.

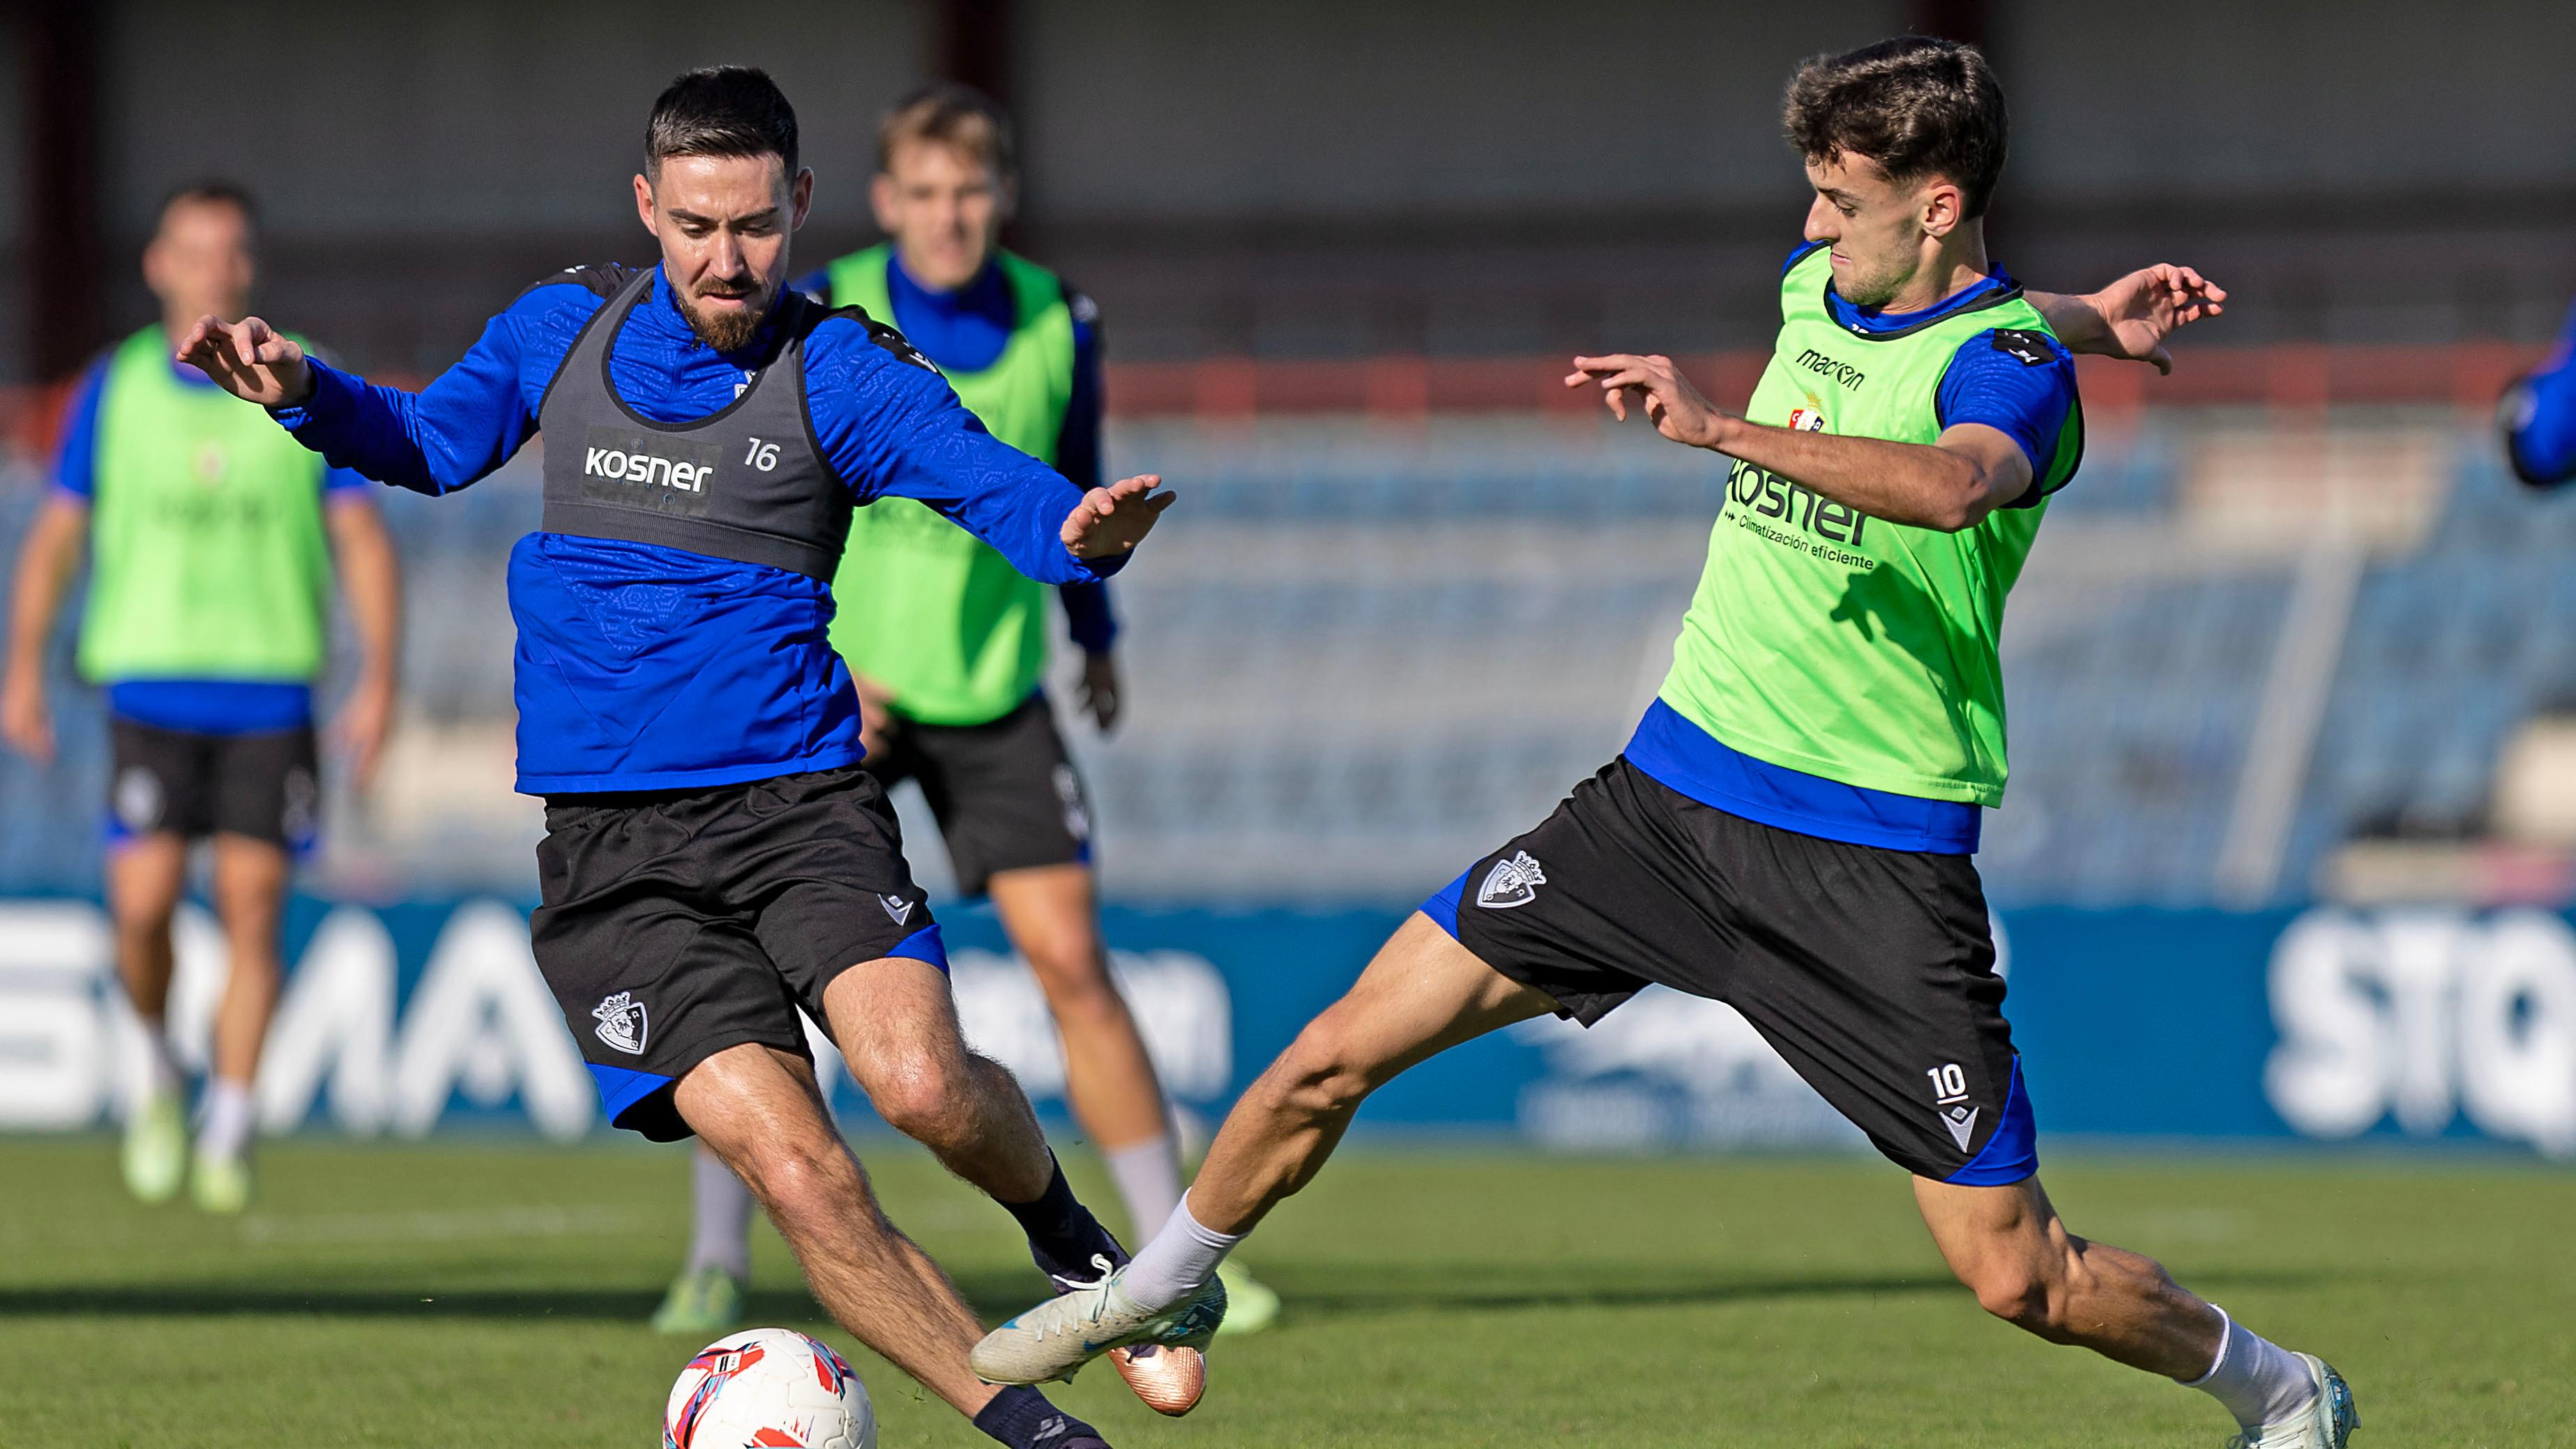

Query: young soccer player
[[2, 183, 401, 1215], [656, 84, 1276, 1354], [177, 68, 1179, 1449], [974, 38, 2355, 1449]]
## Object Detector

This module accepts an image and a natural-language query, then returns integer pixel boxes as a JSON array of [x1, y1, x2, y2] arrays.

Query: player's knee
[[1022, 938, 1118, 1013], [861, 1049, 971, 1143], [1960, 1257, 2070, 1340], [736, 1138, 858, 1227], [1268, 1018, 1376, 1120]]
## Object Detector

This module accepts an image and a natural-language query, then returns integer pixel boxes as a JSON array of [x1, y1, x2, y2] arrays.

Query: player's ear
[[632, 173, 658, 235], [790, 167, 815, 230], [868, 172, 900, 234], [1921, 179, 1962, 240], [997, 170, 1021, 227]]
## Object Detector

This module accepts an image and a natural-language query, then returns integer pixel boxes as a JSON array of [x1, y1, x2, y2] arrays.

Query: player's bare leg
[[194, 834, 289, 1211], [1917, 1175, 2357, 1444], [989, 863, 1170, 1184], [824, 955, 1059, 1202], [106, 833, 189, 1203], [1187, 913, 1552, 1233], [824, 954, 1202, 1413], [676, 1042, 1011, 1417], [973, 913, 1552, 1385]]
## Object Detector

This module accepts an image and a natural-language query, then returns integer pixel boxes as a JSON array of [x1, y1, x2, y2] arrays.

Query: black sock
[[1001, 1155, 1126, 1284], [973, 1385, 1104, 1449]]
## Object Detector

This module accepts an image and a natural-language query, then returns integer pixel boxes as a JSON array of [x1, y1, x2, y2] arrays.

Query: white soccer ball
[[664, 1328, 876, 1449]]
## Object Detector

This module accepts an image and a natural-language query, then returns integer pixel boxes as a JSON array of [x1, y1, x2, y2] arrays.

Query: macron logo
[[577, 426, 722, 517], [584, 445, 710, 493]]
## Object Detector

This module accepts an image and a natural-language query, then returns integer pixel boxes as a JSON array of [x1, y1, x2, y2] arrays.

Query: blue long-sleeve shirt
[[797, 252, 1118, 654], [272, 263, 1118, 794], [2506, 298, 2576, 487]]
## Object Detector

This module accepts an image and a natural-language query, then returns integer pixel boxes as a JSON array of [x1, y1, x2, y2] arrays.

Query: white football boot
[[973, 1258, 1227, 1399], [2227, 1354, 2358, 1448]]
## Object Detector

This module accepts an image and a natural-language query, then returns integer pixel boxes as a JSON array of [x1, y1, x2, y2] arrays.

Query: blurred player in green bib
[[651, 84, 1276, 1340], [976, 38, 2358, 1449], [1, 183, 401, 1214]]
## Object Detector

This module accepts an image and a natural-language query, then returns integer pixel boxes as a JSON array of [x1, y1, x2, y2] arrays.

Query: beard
[[1834, 252, 1914, 309], [677, 278, 773, 353]]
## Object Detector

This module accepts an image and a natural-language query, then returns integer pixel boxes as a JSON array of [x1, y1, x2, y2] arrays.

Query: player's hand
[[1062, 475, 1175, 560], [2079, 265, 2227, 375], [1078, 651, 1123, 734], [1566, 354, 1729, 448], [851, 672, 896, 759], [330, 674, 395, 791], [1, 667, 53, 766], [175, 314, 315, 407]]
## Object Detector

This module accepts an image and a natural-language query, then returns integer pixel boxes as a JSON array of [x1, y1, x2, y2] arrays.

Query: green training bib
[[1656, 246, 2083, 805], [826, 246, 1078, 725], [76, 327, 335, 685]]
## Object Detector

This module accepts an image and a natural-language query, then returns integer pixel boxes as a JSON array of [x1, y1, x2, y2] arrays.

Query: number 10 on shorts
[[1927, 1063, 1969, 1102]]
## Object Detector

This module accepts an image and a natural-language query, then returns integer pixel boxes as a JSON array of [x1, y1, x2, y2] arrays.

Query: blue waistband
[[1623, 699, 1981, 854], [108, 680, 315, 735]]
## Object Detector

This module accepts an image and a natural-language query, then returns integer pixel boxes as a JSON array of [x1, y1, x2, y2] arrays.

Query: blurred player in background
[[653, 82, 1277, 1343], [1, 183, 401, 1215], [977, 37, 2360, 1449], [2501, 294, 2576, 486], [176, 68, 1180, 1448]]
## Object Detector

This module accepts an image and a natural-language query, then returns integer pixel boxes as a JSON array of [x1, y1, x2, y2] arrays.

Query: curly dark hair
[[1782, 37, 2008, 217]]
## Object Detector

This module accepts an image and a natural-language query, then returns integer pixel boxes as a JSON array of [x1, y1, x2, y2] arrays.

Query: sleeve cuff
[[267, 357, 354, 433]]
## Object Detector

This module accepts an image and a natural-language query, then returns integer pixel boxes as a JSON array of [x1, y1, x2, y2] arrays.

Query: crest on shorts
[[591, 991, 648, 1055], [1476, 851, 1548, 909]]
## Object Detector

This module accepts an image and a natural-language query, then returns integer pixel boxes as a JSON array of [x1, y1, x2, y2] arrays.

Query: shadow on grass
[[0, 1267, 2329, 1326]]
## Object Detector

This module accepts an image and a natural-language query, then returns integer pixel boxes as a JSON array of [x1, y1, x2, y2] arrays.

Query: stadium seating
[[1, 409, 2563, 907]]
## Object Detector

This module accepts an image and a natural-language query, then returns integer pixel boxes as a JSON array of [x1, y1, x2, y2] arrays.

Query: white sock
[[197, 1079, 255, 1162], [2185, 1307, 2317, 1429], [1119, 1192, 1242, 1312], [688, 1144, 755, 1282], [139, 1030, 182, 1103], [1103, 1134, 1183, 1243]]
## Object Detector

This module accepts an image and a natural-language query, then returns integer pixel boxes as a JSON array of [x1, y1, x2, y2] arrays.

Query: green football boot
[[191, 1151, 254, 1215], [1213, 1258, 1280, 1336], [651, 1265, 745, 1337], [121, 1091, 188, 1204]]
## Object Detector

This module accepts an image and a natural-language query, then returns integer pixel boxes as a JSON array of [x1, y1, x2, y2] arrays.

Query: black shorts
[[529, 766, 946, 1141], [865, 693, 1093, 895], [107, 718, 319, 853], [1426, 757, 2036, 1185]]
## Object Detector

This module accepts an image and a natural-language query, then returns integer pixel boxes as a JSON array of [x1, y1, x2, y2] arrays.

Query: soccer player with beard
[[651, 82, 1280, 1349], [179, 68, 1186, 1449], [973, 38, 2356, 1449]]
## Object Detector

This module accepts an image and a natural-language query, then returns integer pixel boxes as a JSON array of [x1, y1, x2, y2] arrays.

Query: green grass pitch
[[1, 1136, 2568, 1446]]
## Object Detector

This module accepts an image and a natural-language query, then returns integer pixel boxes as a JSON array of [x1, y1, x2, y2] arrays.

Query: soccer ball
[[664, 1328, 876, 1449]]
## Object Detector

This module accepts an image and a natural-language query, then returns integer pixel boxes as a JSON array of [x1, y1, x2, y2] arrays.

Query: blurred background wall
[[3, 0, 2573, 382]]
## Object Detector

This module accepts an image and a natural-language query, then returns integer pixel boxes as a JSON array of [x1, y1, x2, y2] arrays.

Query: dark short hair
[[645, 66, 799, 179], [877, 82, 1015, 179], [1782, 37, 2008, 218], [157, 180, 258, 237]]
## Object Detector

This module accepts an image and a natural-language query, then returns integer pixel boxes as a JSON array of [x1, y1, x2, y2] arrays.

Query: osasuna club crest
[[1476, 851, 1548, 909], [592, 991, 649, 1055]]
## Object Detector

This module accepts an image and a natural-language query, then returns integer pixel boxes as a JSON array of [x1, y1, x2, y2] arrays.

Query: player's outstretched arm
[[1568, 352, 2034, 531], [818, 321, 1174, 582], [180, 297, 554, 496], [2026, 265, 2226, 375]]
